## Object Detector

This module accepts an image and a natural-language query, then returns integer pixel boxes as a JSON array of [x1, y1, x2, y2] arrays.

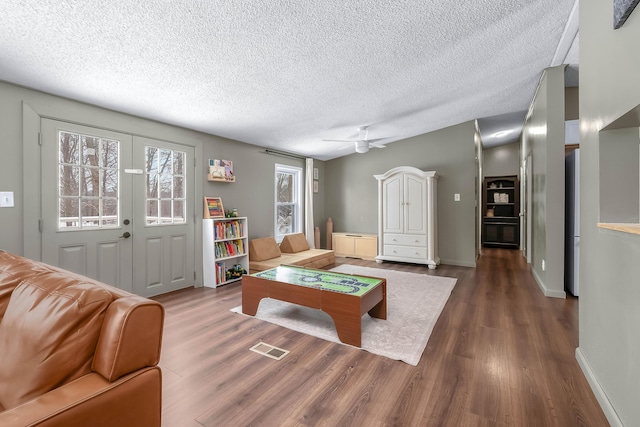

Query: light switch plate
[[454, 193, 461, 201], [0, 192, 15, 207]]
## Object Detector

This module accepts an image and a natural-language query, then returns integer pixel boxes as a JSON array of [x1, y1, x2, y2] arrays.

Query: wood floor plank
[[154, 249, 610, 426]]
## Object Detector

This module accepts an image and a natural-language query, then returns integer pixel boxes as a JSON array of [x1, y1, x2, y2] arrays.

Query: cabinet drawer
[[384, 233, 426, 247], [384, 244, 426, 259]]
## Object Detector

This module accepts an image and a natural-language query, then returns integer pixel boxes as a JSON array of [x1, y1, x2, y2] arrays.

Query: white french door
[[132, 136, 195, 297], [40, 119, 195, 297]]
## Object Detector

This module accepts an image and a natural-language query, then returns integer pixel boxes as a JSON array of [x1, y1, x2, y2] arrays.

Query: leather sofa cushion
[[0, 250, 52, 318], [249, 237, 281, 261], [279, 233, 310, 253], [0, 273, 112, 409]]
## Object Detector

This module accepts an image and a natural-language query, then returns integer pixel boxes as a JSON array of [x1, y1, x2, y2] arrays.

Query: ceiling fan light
[[355, 141, 369, 153]]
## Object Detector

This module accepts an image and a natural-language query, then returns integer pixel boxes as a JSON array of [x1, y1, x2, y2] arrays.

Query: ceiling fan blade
[[370, 142, 386, 148]]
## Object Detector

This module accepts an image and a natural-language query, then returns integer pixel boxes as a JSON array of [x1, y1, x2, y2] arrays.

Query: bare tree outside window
[[58, 131, 119, 229], [275, 164, 302, 240], [145, 146, 186, 225]]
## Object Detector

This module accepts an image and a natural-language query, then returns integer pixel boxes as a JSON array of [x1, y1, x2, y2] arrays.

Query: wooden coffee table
[[241, 265, 387, 347]]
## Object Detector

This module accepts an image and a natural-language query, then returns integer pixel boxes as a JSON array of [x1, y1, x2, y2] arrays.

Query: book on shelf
[[215, 261, 225, 285], [212, 219, 244, 240]]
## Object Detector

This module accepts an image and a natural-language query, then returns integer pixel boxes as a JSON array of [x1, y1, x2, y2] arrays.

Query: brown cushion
[[0, 273, 113, 409], [279, 233, 310, 253], [249, 237, 281, 261]]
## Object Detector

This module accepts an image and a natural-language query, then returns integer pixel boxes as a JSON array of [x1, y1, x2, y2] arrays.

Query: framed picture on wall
[[204, 197, 225, 218], [208, 159, 235, 182]]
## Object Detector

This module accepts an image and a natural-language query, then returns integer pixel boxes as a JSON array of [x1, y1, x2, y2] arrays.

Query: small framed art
[[208, 159, 235, 182], [204, 197, 225, 218]]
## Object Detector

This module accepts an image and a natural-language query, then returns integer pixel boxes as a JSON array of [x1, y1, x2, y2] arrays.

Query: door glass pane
[[145, 145, 187, 225], [60, 165, 79, 196], [58, 131, 119, 230], [60, 197, 79, 228]]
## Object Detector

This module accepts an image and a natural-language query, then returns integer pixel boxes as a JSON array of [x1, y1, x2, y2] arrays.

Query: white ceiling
[[0, 1, 578, 160]]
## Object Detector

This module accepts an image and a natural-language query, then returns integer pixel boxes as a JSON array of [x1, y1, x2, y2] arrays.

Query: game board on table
[[252, 265, 381, 296]]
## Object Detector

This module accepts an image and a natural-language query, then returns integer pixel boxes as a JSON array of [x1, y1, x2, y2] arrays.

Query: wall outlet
[[541, 259, 546, 271], [454, 193, 461, 202]]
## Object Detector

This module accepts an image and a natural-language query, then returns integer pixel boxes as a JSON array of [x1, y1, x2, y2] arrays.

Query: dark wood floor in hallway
[[153, 248, 609, 426]]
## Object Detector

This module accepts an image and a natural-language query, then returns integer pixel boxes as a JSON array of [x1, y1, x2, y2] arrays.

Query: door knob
[[120, 232, 131, 239]]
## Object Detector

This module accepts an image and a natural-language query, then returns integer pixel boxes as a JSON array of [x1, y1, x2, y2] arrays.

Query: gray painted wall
[[324, 121, 477, 267], [579, 0, 640, 425], [0, 80, 477, 269], [598, 127, 639, 223], [483, 141, 520, 178], [0, 81, 321, 267], [521, 65, 566, 298]]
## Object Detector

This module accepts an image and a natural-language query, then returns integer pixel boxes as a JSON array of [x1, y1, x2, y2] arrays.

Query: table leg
[[241, 276, 267, 316]]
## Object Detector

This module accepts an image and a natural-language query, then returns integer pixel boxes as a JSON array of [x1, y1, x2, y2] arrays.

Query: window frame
[[274, 163, 303, 242]]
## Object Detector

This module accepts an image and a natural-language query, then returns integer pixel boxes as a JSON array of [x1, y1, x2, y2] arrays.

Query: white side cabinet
[[203, 217, 249, 287], [374, 167, 439, 269]]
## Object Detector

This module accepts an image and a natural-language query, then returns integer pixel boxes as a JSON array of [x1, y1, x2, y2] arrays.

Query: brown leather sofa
[[0, 250, 164, 426]]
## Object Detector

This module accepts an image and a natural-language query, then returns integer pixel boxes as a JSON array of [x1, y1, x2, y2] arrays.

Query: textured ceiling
[[0, 1, 578, 160]]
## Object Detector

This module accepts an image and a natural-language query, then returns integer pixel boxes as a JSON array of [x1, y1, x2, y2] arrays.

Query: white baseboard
[[439, 258, 476, 268], [530, 266, 566, 298], [575, 347, 623, 427]]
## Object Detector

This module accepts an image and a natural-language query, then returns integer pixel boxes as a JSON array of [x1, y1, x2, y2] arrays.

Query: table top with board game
[[241, 265, 387, 347]]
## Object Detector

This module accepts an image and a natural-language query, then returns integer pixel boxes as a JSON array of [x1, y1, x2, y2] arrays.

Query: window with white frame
[[274, 164, 302, 241]]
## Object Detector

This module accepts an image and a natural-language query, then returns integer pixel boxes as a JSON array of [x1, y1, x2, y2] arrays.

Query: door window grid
[[58, 131, 119, 230], [145, 147, 186, 225], [275, 164, 302, 241]]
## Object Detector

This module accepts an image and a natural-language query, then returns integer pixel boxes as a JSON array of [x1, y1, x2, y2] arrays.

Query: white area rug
[[231, 265, 457, 365]]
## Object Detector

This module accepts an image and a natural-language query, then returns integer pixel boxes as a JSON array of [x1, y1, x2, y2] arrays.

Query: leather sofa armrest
[[0, 367, 161, 427]]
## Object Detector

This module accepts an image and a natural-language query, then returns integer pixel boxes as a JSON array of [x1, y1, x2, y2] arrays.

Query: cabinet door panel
[[404, 174, 427, 234], [353, 237, 377, 259], [333, 235, 355, 256], [383, 176, 403, 233]]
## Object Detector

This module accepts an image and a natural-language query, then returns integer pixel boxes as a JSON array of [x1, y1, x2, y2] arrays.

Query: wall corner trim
[[576, 347, 624, 427], [530, 266, 567, 298]]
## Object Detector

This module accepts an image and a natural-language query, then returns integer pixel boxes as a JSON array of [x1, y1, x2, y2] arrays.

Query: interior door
[[524, 154, 533, 262], [132, 137, 195, 297], [41, 119, 134, 292]]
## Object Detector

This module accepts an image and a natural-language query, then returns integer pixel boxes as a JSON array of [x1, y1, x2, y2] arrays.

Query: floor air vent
[[250, 342, 289, 360]]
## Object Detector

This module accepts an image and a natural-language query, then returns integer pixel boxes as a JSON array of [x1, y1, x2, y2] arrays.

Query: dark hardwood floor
[[153, 249, 609, 426]]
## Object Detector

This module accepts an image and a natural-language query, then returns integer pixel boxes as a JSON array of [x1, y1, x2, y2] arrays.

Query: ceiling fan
[[323, 126, 387, 153]]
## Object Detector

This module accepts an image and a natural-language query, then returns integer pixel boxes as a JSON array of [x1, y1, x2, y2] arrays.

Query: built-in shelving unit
[[482, 175, 520, 248], [203, 217, 248, 287]]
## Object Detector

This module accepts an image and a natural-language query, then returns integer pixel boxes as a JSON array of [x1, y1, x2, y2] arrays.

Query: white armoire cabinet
[[374, 166, 439, 269]]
